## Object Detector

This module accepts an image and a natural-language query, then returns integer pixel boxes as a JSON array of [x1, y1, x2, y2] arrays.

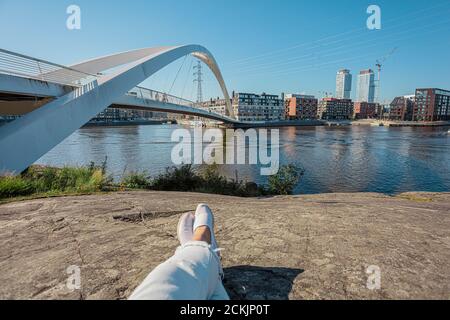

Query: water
[[36, 125, 450, 195]]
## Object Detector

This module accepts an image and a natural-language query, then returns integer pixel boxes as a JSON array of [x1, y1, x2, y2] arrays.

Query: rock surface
[[0, 191, 449, 300]]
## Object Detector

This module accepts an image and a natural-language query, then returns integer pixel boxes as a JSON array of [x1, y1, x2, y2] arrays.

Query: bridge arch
[[69, 45, 234, 118], [0, 45, 235, 174]]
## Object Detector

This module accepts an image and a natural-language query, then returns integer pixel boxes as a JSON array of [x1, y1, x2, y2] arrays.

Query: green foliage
[[0, 161, 305, 201], [0, 176, 34, 198], [151, 165, 202, 191], [0, 162, 111, 200], [121, 172, 152, 189], [268, 164, 304, 195], [197, 165, 264, 197]]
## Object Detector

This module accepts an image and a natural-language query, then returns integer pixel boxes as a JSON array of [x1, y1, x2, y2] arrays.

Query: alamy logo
[[66, 265, 81, 291], [171, 128, 280, 176], [367, 5, 381, 30], [366, 265, 381, 290], [66, 5, 81, 30]]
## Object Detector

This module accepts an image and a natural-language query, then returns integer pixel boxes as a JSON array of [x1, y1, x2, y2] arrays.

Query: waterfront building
[[413, 88, 450, 121], [203, 92, 285, 122], [233, 92, 285, 122], [353, 102, 379, 119], [201, 98, 227, 117], [285, 94, 318, 120], [92, 107, 167, 122], [356, 69, 376, 103], [317, 98, 354, 120], [336, 69, 352, 99], [389, 96, 414, 121]]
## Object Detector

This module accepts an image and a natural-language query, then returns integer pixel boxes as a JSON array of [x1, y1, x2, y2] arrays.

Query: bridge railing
[[127, 86, 234, 121], [0, 48, 98, 87], [129, 86, 197, 108]]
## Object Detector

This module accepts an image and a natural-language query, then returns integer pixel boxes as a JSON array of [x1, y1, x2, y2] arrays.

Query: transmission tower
[[193, 60, 203, 104]]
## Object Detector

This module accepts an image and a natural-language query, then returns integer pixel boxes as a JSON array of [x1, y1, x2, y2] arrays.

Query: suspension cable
[[181, 56, 194, 100], [168, 55, 188, 95]]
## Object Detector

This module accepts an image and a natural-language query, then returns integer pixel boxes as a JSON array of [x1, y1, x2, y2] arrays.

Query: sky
[[0, 0, 449, 104]]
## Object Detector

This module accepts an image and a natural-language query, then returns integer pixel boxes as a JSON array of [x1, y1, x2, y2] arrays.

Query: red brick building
[[389, 96, 414, 121], [353, 102, 378, 119], [285, 94, 318, 120], [414, 88, 450, 121]]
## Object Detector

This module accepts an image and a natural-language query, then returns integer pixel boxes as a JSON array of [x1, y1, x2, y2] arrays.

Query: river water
[[36, 125, 450, 195]]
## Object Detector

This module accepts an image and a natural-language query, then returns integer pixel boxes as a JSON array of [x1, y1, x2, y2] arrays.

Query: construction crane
[[375, 47, 398, 103], [319, 91, 332, 99]]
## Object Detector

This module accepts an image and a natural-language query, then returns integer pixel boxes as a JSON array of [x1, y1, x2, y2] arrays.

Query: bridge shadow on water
[[223, 266, 304, 300]]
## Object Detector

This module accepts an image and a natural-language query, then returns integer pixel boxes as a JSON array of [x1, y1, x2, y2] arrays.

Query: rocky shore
[[0, 191, 449, 300]]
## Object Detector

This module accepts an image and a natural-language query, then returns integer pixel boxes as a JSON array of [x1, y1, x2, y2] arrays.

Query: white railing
[[127, 86, 234, 121], [129, 86, 197, 108], [0, 48, 98, 87]]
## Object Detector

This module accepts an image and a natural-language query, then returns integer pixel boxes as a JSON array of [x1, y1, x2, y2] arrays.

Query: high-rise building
[[413, 88, 450, 121], [336, 69, 352, 99], [356, 69, 376, 103], [317, 98, 354, 120], [285, 94, 318, 120]]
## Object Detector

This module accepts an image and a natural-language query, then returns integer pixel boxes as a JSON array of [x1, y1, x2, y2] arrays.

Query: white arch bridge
[[0, 46, 241, 174]]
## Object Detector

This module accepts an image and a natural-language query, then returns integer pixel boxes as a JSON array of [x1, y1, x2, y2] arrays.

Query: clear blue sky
[[1, 0, 449, 103]]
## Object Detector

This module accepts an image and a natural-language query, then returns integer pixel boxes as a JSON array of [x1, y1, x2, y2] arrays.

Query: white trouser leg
[[129, 241, 229, 300], [210, 282, 230, 300]]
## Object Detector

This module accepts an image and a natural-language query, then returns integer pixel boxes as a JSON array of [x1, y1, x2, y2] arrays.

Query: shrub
[[0, 176, 34, 199], [152, 165, 202, 191], [121, 172, 152, 189], [267, 164, 304, 195]]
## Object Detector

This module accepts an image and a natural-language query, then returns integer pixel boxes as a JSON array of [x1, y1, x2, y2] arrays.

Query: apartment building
[[389, 96, 414, 121], [285, 94, 318, 120], [203, 92, 284, 122], [414, 88, 450, 121], [233, 92, 284, 121], [353, 102, 379, 119], [317, 98, 354, 120], [93, 107, 167, 122]]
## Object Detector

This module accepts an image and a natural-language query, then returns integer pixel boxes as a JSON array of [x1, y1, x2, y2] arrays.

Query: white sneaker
[[177, 212, 195, 246], [193, 204, 220, 254]]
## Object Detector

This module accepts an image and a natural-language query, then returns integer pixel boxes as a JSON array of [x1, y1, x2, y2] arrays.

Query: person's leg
[[129, 206, 229, 300], [210, 282, 230, 300], [129, 241, 221, 300]]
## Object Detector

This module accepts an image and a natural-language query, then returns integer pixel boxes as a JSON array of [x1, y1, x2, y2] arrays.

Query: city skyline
[[0, 0, 449, 103]]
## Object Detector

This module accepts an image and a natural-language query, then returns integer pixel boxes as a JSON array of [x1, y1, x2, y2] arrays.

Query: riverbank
[[83, 119, 170, 127], [352, 119, 450, 127], [1, 191, 448, 300]]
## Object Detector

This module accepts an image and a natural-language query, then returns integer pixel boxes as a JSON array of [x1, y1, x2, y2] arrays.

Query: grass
[[0, 161, 112, 202], [0, 162, 305, 202]]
